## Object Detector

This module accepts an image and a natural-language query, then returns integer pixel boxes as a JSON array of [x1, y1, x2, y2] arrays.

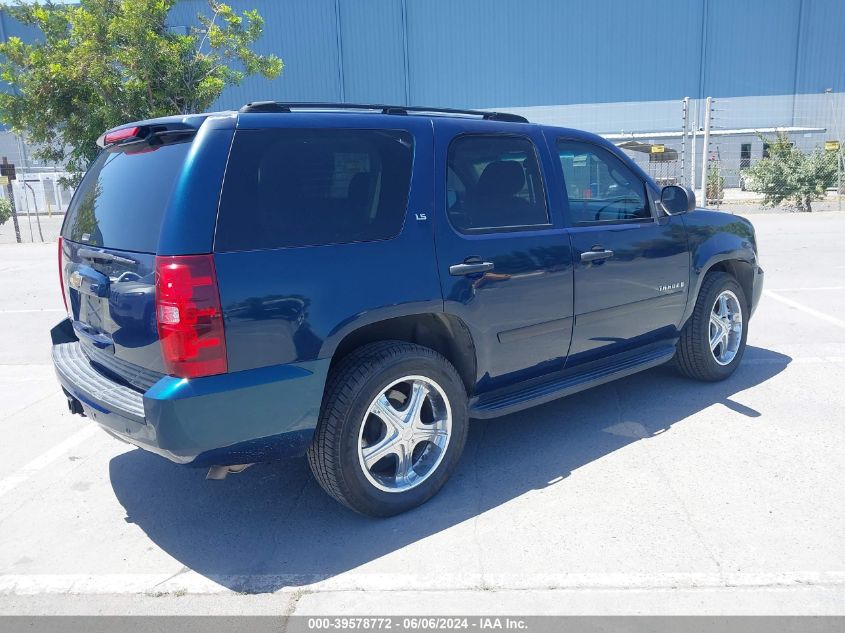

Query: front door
[[549, 136, 690, 366], [434, 121, 575, 394]]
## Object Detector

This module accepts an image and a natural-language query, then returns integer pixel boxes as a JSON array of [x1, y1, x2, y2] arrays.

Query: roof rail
[[238, 101, 528, 123]]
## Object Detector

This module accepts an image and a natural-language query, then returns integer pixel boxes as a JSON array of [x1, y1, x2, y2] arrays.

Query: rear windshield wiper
[[78, 248, 136, 266]]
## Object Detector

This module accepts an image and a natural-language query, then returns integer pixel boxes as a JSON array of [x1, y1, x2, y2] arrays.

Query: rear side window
[[215, 129, 414, 251], [446, 134, 550, 233], [62, 142, 192, 252]]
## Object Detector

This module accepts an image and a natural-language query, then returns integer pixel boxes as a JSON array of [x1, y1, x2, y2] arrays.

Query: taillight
[[155, 254, 227, 378], [58, 237, 69, 314]]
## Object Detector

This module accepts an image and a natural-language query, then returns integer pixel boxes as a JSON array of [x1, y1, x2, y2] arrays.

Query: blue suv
[[52, 103, 764, 516]]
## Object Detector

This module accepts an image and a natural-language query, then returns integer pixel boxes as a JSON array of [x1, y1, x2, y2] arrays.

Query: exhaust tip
[[206, 464, 253, 480]]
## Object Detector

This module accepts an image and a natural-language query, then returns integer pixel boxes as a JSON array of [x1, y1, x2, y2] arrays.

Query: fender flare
[[682, 240, 757, 326], [319, 305, 478, 392]]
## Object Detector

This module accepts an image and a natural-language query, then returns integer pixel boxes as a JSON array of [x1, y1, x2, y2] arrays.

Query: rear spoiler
[[96, 114, 211, 149]]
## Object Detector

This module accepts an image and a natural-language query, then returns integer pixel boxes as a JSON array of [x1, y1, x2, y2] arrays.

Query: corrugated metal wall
[[166, 0, 845, 112], [2, 0, 844, 128], [403, 0, 702, 107]]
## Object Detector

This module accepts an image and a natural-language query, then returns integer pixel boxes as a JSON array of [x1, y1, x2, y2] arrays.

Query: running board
[[469, 345, 676, 419]]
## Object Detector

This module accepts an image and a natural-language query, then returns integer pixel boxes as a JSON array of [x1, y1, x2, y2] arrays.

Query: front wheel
[[675, 271, 748, 381], [307, 341, 468, 516]]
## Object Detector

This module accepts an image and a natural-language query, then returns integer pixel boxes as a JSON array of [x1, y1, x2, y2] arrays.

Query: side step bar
[[469, 345, 676, 419]]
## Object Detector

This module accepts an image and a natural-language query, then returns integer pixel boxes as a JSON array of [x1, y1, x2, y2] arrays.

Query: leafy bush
[[742, 133, 837, 212], [0, 197, 11, 226], [706, 163, 724, 204]]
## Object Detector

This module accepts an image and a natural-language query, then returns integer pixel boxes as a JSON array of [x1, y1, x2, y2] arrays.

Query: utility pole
[[700, 97, 713, 208], [1, 157, 21, 243], [681, 97, 689, 186]]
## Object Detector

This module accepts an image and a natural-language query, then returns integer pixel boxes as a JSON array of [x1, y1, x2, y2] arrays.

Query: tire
[[675, 271, 749, 381], [307, 341, 469, 517]]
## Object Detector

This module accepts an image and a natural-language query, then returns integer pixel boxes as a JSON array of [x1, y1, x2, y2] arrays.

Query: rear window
[[215, 128, 414, 251], [62, 142, 192, 253]]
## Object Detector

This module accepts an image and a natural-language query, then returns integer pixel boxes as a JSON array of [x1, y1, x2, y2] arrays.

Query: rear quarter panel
[[158, 115, 237, 256]]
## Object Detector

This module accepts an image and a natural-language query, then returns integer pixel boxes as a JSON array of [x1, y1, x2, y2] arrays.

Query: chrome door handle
[[449, 260, 494, 276], [580, 249, 614, 263]]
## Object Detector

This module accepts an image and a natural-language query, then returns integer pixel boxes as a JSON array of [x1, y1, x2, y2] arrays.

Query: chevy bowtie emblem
[[68, 270, 83, 290]]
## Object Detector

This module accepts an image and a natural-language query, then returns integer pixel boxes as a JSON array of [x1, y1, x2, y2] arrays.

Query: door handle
[[449, 259, 495, 276], [580, 248, 614, 263]]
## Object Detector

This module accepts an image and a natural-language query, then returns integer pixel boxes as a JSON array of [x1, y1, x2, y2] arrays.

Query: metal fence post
[[1, 156, 21, 243], [681, 97, 689, 186], [828, 89, 842, 211], [700, 96, 713, 208], [690, 100, 698, 194]]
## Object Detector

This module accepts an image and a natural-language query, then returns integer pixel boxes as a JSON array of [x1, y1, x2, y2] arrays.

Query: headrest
[[476, 160, 525, 198], [348, 172, 372, 202]]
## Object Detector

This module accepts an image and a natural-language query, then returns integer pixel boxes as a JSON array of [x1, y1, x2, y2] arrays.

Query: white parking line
[[764, 290, 845, 329], [743, 356, 845, 364], [767, 286, 845, 292], [0, 308, 65, 314], [0, 426, 97, 499]]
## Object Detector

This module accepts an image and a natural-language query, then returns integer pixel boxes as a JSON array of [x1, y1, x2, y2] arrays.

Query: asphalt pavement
[[0, 211, 843, 615]]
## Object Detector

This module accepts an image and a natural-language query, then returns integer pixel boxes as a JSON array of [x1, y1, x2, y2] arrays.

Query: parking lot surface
[[0, 211, 843, 615]]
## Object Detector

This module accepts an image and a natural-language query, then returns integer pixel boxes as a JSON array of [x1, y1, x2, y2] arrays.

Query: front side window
[[216, 129, 414, 251], [556, 140, 650, 224], [446, 135, 550, 232]]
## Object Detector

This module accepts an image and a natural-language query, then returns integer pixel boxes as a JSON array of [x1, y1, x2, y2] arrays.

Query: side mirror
[[660, 185, 696, 215]]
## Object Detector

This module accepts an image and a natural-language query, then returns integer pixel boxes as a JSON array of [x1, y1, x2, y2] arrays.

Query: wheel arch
[[703, 259, 754, 309], [329, 313, 478, 395], [682, 253, 756, 327]]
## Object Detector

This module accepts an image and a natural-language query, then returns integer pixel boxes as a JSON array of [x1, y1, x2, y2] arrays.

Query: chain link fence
[[613, 93, 844, 215], [0, 169, 72, 244]]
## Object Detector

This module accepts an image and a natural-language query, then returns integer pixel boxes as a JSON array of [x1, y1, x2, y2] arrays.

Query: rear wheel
[[675, 271, 748, 381], [307, 341, 468, 516]]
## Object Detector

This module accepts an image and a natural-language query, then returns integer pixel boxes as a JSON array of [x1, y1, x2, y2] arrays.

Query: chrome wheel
[[357, 375, 452, 493], [709, 290, 743, 365]]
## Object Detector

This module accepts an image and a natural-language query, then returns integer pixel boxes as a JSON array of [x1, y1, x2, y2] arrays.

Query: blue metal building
[[161, 0, 845, 125], [1, 0, 844, 187]]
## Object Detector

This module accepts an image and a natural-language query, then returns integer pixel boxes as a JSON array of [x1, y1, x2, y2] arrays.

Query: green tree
[[0, 0, 282, 181], [742, 133, 837, 212]]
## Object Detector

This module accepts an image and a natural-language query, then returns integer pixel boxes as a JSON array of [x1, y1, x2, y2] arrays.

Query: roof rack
[[238, 101, 528, 123]]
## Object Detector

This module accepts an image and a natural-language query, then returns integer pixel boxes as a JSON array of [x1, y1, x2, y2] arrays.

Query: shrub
[[0, 197, 12, 226], [743, 133, 837, 212]]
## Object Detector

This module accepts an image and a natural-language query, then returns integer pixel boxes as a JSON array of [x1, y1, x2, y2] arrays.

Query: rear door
[[433, 120, 575, 393], [548, 135, 690, 366], [60, 135, 199, 384], [212, 115, 441, 373]]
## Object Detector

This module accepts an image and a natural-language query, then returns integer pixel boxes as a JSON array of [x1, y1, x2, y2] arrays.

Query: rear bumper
[[51, 326, 329, 466]]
